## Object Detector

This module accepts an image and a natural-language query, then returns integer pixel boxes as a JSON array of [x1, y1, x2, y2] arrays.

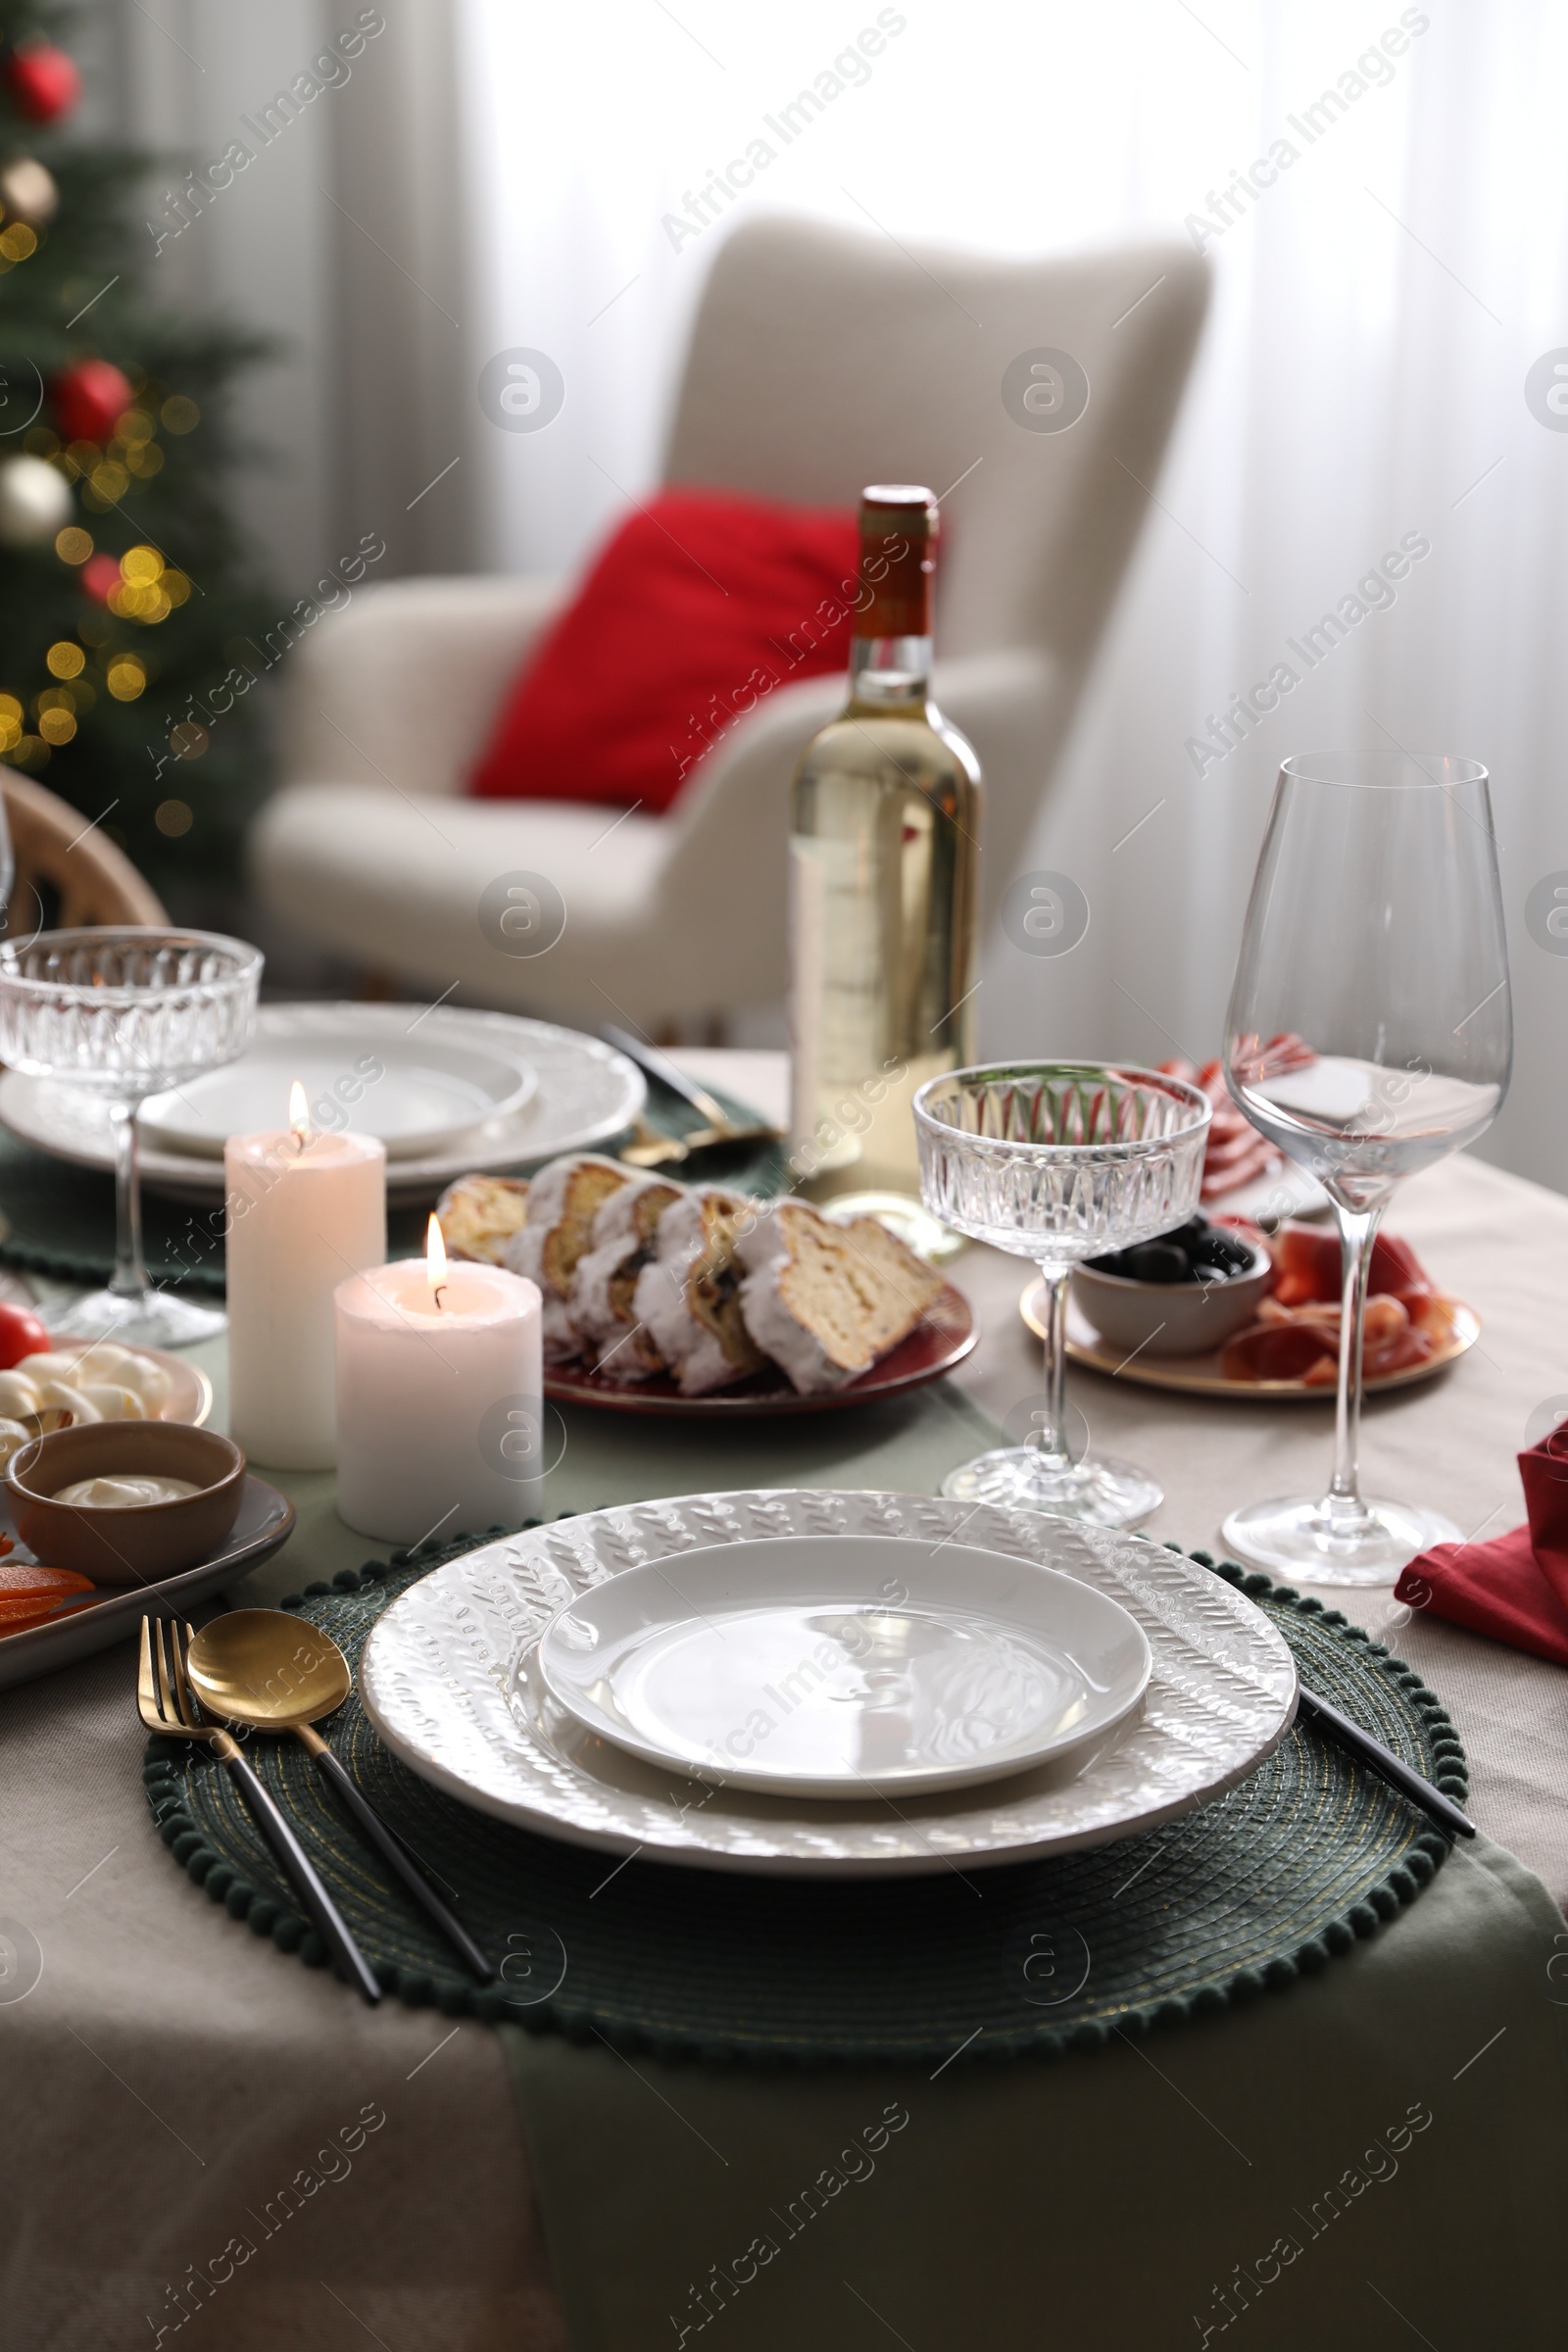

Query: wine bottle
[[788, 484, 981, 1203]]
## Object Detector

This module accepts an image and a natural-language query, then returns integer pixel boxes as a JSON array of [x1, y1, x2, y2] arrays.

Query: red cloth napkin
[[1395, 1428, 1568, 1665]]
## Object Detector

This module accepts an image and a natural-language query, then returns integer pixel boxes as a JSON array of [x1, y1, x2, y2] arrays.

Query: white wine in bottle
[[788, 484, 981, 1207]]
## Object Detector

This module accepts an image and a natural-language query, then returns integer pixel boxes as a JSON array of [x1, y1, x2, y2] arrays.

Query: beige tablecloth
[[0, 1049, 1564, 2349]]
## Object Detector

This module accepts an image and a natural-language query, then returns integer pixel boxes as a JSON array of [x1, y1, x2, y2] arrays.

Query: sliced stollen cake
[[738, 1200, 946, 1394], [434, 1173, 530, 1265], [632, 1188, 767, 1395], [504, 1153, 634, 1361], [570, 1174, 683, 1379]]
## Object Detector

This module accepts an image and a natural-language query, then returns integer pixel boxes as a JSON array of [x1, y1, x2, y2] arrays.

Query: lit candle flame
[[426, 1211, 448, 1309], [288, 1080, 311, 1149]]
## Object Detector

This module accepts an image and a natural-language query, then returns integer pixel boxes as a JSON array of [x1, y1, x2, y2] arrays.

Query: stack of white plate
[[361, 1489, 1299, 1877], [0, 1003, 646, 1203]]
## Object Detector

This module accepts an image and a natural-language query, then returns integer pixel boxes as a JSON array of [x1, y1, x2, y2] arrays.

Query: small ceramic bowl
[[7, 1423, 245, 1584], [1070, 1237, 1273, 1358]]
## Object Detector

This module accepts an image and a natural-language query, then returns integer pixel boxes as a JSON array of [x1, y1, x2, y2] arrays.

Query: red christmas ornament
[[51, 360, 133, 446], [80, 553, 121, 603], [3, 42, 81, 124]]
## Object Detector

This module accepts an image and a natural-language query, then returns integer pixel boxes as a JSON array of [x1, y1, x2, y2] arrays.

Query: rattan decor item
[[144, 1538, 1465, 2067]]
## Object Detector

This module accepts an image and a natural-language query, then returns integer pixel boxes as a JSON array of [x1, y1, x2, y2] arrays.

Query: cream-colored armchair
[[252, 217, 1207, 1033]]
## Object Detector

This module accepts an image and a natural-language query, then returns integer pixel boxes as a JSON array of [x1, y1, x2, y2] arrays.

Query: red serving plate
[[542, 1281, 975, 1417]]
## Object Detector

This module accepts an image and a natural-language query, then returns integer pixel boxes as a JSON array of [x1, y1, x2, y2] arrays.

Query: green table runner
[[505, 1829, 1567, 2350]]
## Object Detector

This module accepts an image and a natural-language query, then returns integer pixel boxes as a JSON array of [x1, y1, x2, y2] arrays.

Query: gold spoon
[[186, 1609, 493, 1982]]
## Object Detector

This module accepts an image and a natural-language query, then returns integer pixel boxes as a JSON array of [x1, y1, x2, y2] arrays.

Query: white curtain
[[459, 0, 1568, 1191]]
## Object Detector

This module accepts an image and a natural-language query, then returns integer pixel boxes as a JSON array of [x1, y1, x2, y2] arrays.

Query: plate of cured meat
[[438, 1154, 976, 1417], [1023, 1222, 1478, 1400]]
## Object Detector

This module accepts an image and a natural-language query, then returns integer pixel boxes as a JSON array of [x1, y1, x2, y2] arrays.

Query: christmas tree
[[0, 6, 275, 913]]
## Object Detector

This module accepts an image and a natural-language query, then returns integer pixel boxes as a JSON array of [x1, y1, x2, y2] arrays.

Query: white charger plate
[[138, 1019, 537, 1159], [0, 1004, 645, 1204], [360, 1490, 1298, 1877], [537, 1535, 1152, 1798]]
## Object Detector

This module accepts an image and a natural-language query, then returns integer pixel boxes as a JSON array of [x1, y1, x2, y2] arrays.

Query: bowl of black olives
[[1070, 1217, 1272, 1357]]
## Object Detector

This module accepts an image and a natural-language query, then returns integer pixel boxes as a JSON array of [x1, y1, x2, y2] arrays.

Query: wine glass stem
[[1327, 1202, 1384, 1517], [107, 1098, 149, 1303], [1034, 1266, 1073, 1467]]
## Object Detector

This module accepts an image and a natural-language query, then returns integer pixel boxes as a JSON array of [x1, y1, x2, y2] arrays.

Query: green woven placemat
[[0, 1069, 787, 1293], [143, 1537, 1466, 2065]]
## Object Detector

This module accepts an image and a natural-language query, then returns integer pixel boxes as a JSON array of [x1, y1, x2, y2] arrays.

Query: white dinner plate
[[138, 1020, 537, 1159], [537, 1536, 1152, 1798], [0, 1004, 645, 1204], [360, 1490, 1298, 1876]]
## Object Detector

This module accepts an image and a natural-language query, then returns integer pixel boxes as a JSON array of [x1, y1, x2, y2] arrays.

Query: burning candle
[[333, 1215, 544, 1544], [225, 1084, 386, 1469]]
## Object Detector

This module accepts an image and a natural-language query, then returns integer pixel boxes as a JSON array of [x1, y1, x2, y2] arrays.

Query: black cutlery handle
[[220, 1746, 382, 2002], [309, 1739, 494, 1983], [1298, 1686, 1475, 1838]]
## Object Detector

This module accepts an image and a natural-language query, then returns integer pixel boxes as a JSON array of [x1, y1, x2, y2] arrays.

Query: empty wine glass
[[914, 1061, 1210, 1526], [1221, 752, 1511, 1584], [0, 929, 263, 1346]]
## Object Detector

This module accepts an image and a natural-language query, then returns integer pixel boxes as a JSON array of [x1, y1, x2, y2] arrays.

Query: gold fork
[[138, 1616, 381, 2004]]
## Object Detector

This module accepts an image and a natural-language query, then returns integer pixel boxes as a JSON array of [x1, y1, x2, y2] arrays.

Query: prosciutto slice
[[1221, 1290, 1451, 1386], [1269, 1223, 1434, 1309]]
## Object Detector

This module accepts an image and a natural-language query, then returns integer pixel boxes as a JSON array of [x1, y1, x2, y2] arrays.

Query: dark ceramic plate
[[0, 1474, 295, 1690]]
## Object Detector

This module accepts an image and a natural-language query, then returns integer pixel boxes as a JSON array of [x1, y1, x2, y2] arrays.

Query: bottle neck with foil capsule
[[847, 485, 937, 715]]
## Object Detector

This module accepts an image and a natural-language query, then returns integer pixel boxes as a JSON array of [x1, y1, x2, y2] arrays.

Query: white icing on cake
[[735, 1201, 859, 1395], [504, 1225, 578, 1357], [589, 1173, 674, 1253], [569, 1174, 684, 1377], [503, 1153, 630, 1363], [737, 1200, 946, 1396], [632, 1188, 760, 1396], [571, 1234, 653, 1378]]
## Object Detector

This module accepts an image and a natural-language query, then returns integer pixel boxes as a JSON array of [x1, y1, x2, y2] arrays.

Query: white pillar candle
[[333, 1224, 544, 1544], [225, 1117, 386, 1471]]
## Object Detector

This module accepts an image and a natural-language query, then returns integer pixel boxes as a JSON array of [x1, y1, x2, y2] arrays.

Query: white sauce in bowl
[[54, 1474, 203, 1508]]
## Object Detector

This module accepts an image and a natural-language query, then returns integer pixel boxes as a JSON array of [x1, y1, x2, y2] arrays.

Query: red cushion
[[467, 487, 860, 813]]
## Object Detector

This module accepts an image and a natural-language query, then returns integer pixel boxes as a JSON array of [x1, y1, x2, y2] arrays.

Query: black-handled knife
[[601, 1025, 734, 1124], [301, 1726, 494, 1982], [1298, 1684, 1475, 1838]]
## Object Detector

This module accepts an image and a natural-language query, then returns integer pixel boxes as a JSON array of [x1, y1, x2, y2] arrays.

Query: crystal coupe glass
[[0, 929, 263, 1345], [1220, 752, 1511, 1584], [914, 1061, 1210, 1526]]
